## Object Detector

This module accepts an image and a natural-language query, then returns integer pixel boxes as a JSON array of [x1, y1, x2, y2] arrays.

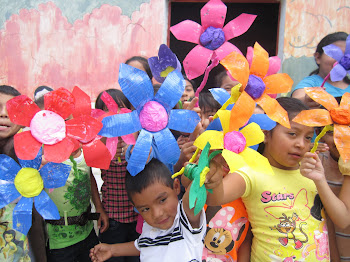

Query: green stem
[[69, 155, 78, 175], [311, 125, 333, 153]]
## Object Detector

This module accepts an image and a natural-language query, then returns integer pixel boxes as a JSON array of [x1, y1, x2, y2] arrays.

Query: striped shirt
[[135, 200, 205, 262]]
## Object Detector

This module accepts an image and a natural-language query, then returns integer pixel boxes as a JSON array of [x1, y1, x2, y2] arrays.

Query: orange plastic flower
[[293, 87, 350, 161], [221, 42, 293, 129]]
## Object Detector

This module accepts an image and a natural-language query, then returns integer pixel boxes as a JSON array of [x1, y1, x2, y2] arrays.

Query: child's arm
[[237, 225, 252, 262], [300, 152, 350, 228], [90, 242, 140, 262], [90, 171, 109, 233]]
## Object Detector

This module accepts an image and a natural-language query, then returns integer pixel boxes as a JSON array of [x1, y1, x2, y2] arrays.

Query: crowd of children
[[1, 13, 350, 262]]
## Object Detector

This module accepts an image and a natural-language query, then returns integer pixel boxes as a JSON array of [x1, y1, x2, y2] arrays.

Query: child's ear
[[263, 130, 269, 143], [173, 178, 181, 195], [314, 52, 321, 66]]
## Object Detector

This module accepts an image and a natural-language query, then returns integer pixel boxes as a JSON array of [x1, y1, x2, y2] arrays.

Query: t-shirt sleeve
[[134, 238, 140, 251], [236, 167, 254, 198], [179, 200, 206, 245], [291, 76, 317, 94]]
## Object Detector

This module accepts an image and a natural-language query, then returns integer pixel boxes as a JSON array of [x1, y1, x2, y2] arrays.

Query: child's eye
[[305, 136, 313, 141], [141, 208, 149, 213], [288, 132, 296, 137], [160, 198, 167, 203]]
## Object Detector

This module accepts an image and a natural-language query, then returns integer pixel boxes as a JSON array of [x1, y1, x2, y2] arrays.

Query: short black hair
[[35, 96, 45, 109], [125, 56, 153, 80], [214, 70, 229, 87], [199, 91, 221, 112], [95, 89, 132, 110], [277, 97, 309, 120], [0, 85, 21, 97], [183, 73, 197, 91], [125, 159, 174, 203]]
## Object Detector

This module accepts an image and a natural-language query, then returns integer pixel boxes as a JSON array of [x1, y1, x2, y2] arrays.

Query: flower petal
[[292, 109, 332, 127], [222, 149, 246, 173], [44, 137, 74, 163], [40, 162, 71, 188], [209, 87, 231, 105], [45, 88, 75, 120], [263, 73, 293, 94], [153, 128, 180, 165], [14, 131, 42, 160], [127, 130, 153, 176], [34, 190, 60, 220], [183, 45, 213, 80], [305, 87, 339, 111], [66, 115, 102, 143], [106, 137, 118, 160], [82, 140, 112, 170], [168, 109, 200, 133], [72, 86, 91, 118], [247, 114, 276, 131], [0, 154, 21, 181], [194, 130, 224, 150], [229, 92, 256, 131], [256, 94, 290, 128], [334, 124, 350, 161], [266, 56, 281, 76], [0, 183, 21, 209], [240, 147, 273, 175], [154, 70, 184, 110], [6, 95, 40, 126], [217, 109, 231, 134], [13, 197, 33, 235], [240, 122, 264, 146], [206, 118, 223, 131], [118, 63, 154, 110], [323, 44, 344, 61], [223, 13, 257, 40], [201, 0, 227, 30], [121, 134, 136, 146], [215, 42, 242, 61], [340, 93, 350, 110], [221, 51, 249, 88], [170, 20, 201, 45], [101, 92, 119, 114], [250, 42, 269, 78], [330, 63, 347, 82], [99, 111, 141, 137], [18, 147, 42, 170]]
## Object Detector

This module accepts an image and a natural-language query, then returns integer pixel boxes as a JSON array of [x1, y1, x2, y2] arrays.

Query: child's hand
[[310, 142, 329, 153], [90, 244, 112, 262], [300, 152, 325, 182], [338, 157, 350, 176], [205, 159, 224, 190]]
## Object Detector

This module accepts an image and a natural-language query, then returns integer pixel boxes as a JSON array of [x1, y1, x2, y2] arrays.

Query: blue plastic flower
[[0, 148, 71, 235], [148, 44, 182, 83], [99, 63, 200, 176], [323, 34, 350, 81]]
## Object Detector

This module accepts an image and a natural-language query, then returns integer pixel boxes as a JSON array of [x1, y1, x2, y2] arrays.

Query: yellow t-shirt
[[238, 166, 330, 262]]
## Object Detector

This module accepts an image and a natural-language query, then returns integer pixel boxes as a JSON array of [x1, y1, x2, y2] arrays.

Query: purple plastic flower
[[200, 27, 226, 50], [148, 44, 182, 83], [323, 34, 350, 81]]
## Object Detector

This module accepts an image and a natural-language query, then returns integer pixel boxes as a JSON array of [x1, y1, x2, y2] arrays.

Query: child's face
[[321, 130, 340, 161], [0, 94, 21, 140], [263, 121, 314, 170], [181, 80, 195, 103], [220, 75, 239, 93], [132, 179, 180, 230], [200, 106, 217, 123], [4, 233, 13, 243]]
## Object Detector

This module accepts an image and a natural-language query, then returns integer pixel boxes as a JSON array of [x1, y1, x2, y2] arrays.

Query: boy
[[90, 158, 220, 262]]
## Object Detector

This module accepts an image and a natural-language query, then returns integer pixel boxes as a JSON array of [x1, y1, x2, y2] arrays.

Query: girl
[[207, 97, 329, 261]]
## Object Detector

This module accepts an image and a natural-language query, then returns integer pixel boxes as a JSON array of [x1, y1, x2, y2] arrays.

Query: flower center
[[160, 66, 175, 78], [330, 108, 350, 125], [245, 75, 266, 99], [339, 54, 350, 70], [224, 131, 246, 154], [200, 26, 225, 51], [139, 101, 168, 132], [30, 110, 66, 145], [14, 168, 43, 198]]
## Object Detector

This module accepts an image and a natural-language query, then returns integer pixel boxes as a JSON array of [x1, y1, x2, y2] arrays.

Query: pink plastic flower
[[170, 0, 256, 80]]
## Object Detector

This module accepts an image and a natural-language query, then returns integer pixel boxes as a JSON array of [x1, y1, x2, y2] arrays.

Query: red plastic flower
[[7, 88, 101, 163]]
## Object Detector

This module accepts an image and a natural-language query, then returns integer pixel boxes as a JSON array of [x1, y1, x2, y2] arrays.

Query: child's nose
[[295, 137, 306, 148], [152, 207, 164, 219]]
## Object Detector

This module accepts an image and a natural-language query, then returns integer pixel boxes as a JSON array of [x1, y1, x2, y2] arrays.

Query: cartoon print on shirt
[[270, 213, 308, 250], [269, 253, 305, 262]]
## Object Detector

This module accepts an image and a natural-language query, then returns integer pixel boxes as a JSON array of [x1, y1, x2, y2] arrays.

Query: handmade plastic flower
[[170, 0, 256, 80], [70, 86, 112, 169], [0, 148, 71, 235], [293, 88, 350, 161], [148, 44, 182, 83], [99, 64, 200, 175], [221, 42, 293, 129], [323, 34, 350, 81], [6, 88, 102, 163]]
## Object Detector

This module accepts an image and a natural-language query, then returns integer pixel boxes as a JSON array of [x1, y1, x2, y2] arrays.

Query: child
[[125, 56, 152, 80], [215, 69, 240, 93], [90, 158, 218, 262], [198, 91, 221, 130], [181, 75, 196, 103], [95, 89, 140, 262], [207, 97, 330, 261]]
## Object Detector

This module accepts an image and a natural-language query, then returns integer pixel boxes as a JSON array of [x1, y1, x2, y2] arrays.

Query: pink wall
[[0, 0, 165, 101]]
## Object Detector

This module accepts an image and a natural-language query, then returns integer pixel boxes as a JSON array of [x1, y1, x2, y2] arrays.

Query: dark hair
[[35, 96, 45, 109], [276, 97, 309, 120], [125, 159, 174, 203], [198, 91, 221, 112], [3, 229, 16, 240], [183, 74, 197, 91], [125, 56, 152, 80], [310, 32, 349, 79], [95, 89, 132, 111], [34, 86, 53, 101], [214, 70, 229, 87], [0, 85, 21, 97]]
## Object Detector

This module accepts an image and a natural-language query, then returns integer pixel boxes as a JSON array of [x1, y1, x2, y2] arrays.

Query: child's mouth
[[0, 125, 11, 131], [289, 153, 301, 159], [158, 217, 169, 225]]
